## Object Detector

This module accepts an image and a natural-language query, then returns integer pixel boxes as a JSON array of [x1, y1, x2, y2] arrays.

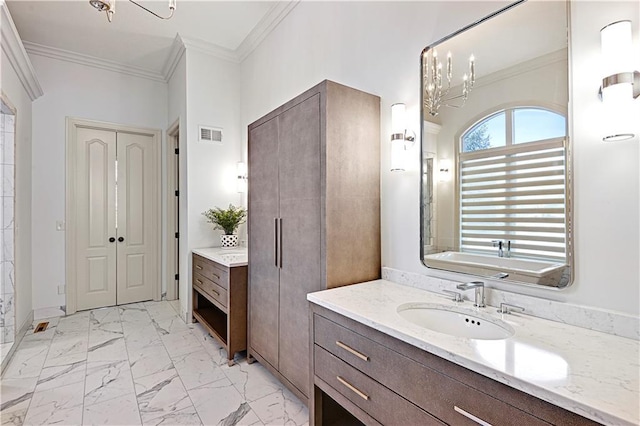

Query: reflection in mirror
[[420, 0, 572, 288]]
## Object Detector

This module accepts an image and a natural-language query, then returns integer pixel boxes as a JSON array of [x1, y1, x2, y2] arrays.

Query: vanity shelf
[[192, 252, 247, 366]]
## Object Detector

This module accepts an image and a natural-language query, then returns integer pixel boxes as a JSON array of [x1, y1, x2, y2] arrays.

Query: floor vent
[[34, 322, 49, 333]]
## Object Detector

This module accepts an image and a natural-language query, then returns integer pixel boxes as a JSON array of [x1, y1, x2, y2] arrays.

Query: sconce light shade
[[390, 103, 416, 172], [599, 20, 639, 142], [237, 161, 248, 193]]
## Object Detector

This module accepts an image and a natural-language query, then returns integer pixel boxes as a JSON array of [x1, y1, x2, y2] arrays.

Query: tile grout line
[[119, 304, 145, 426]]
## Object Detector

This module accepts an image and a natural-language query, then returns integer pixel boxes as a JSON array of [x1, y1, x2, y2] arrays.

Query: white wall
[[173, 49, 242, 319], [240, 1, 640, 316], [29, 54, 168, 312], [1, 48, 33, 331]]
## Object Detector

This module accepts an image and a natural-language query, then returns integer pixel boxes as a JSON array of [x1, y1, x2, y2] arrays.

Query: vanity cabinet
[[192, 253, 247, 366], [248, 80, 381, 403], [310, 304, 600, 426]]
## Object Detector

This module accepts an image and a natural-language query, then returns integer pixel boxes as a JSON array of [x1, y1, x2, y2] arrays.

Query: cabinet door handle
[[196, 265, 203, 270], [336, 376, 369, 401], [454, 406, 493, 426], [279, 217, 283, 268], [336, 341, 370, 361], [274, 218, 279, 267]]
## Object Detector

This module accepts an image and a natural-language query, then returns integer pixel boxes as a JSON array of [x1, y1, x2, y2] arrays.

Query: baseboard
[[1, 309, 33, 375]]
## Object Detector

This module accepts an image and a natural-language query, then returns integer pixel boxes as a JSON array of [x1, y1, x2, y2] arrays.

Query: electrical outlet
[[58, 285, 66, 295], [56, 221, 65, 231]]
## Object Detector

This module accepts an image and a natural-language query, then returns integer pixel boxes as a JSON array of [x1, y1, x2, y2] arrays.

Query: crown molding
[[162, 34, 186, 82], [236, 0, 299, 62], [23, 41, 166, 83], [1, 3, 44, 101], [180, 35, 239, 64]]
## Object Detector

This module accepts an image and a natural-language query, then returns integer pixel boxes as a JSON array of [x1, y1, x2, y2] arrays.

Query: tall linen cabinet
[[247, 80, 381, 403]]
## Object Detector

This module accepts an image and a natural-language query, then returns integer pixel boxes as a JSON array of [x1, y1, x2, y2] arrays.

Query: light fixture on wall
[[390, 103, 416, 172], [89, 0, 176, 22], [599, 20, 639, 141], [423, 49, 475, 117], [237, 162, 248, 193]]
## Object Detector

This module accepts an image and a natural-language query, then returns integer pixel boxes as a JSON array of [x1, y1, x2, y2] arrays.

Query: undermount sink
[[397, 303, 514, 340]]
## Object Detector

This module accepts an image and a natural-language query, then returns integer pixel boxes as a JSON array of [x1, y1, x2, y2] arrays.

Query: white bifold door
[[74, 126, 158, 311]]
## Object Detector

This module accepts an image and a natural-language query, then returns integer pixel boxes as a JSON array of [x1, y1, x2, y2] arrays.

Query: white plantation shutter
[[459, 137, 567, 262]]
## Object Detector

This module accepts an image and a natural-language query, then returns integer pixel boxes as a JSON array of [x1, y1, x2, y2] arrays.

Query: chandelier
[[423, 49, 476, 117], [89, 0, 176, 22]]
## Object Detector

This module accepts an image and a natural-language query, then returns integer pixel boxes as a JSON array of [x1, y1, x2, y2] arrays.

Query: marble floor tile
[[84, 359, 135, 407], [2, 345, 48, 378], [250, 388, 309, 426], [143, 405, 202, 426], [188, 377, 246, 425], [172, 349, 226, 390], [145, 301, 180, 321], [87, 330, 128, 363], [127, 342, 174, 380], [152, 316, 190, 336], [223, 360, 285, 403], [134, 368, 193, 423], [2, 300, 309, 426], [24, 380, 85, 425], [35, 360, 86, 392], [160, 330, 204, 359], [82, 393, 142, 426]]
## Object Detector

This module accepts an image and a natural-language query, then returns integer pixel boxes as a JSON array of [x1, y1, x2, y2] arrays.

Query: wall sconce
[[236, 161, 247, 193], [599, 20, 639, 142], [390, 103, 416, 172], [438, 159, 451, 182]]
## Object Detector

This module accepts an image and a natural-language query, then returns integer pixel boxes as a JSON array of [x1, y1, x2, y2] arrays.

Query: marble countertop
[[192, 247, 248, 267], [307, 280, 639, 425]]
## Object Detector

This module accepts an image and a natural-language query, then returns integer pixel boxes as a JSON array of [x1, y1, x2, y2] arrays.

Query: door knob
[[118, 237, 125, 242], [109, 237, 116, 243]]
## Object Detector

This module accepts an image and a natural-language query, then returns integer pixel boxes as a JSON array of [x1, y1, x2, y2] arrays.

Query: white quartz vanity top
[[192, 247, 247, 267], [307, 280, 639, 425]]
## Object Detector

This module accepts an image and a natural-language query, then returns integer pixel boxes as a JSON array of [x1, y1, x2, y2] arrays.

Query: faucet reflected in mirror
[[419, 0, 572, 288]]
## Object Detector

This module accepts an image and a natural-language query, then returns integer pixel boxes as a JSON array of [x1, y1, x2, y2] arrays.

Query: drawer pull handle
[[454, 406, 493, 426], [336, 341, 369, 361], [210, 289, 220, 297], [212, 273, 220, 280], [336, 376, 369, 401], [195, 279, 203, 285], [196, 265, 203, 270]]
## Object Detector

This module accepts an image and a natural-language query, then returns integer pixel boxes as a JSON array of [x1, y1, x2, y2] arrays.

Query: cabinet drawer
[[314, 314, 548, 426], [194, 272, 228, 308], [193, 255, 229, 289], [315, 345, 444, 426]]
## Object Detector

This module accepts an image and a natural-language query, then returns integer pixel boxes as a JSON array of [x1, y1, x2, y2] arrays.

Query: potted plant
[[202, 204, 247, 248]]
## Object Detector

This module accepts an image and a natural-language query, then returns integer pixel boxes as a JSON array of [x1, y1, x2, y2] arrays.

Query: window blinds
[[458, 138, 567, 262]]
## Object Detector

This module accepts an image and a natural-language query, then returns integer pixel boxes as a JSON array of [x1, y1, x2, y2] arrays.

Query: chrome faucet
[[491, 240, 511, 258], [456, 281, 485, 308]]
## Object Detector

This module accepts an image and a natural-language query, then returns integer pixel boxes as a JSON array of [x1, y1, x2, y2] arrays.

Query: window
[[459, 107, 567, 262]]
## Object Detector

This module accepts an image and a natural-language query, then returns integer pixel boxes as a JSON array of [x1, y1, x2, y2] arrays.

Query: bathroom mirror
[[420, 0, 572, 288]]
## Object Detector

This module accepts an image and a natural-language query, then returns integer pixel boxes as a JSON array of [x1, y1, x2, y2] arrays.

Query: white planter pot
[[221, 234, 239, 248]]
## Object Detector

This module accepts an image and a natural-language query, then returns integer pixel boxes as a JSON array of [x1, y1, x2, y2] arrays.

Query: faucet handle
[[497, 303, 525, 315], [491, 240, 503, 248], [442, 290, 463, 302]]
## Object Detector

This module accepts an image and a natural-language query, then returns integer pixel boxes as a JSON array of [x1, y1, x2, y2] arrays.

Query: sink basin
[[397, 303, 514, 340]]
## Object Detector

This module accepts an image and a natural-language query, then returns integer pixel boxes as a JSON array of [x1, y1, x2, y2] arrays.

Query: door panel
[[116, 132, 156, 304], [248, 117, 280, 368], [76, 128, 117, 310], [277, 95, 321, 397]]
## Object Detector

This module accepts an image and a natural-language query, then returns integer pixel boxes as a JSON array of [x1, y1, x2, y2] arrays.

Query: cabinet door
[[278, 94, 322, 397], [248, 116, 281, 369]]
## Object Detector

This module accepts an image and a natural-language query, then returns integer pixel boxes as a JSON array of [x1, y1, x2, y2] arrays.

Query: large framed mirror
[[420, 0, 572, 288]]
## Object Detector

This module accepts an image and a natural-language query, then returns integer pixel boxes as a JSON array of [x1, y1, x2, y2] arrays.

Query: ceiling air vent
[[199, 126, 223, 143]]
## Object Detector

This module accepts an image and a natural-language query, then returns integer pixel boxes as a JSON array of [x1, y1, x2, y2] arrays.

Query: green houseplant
[[202, 204, 247, 248]]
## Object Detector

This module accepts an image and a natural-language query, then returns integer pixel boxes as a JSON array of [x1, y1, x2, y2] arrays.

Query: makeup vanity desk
[[308, 280, 638, 425]]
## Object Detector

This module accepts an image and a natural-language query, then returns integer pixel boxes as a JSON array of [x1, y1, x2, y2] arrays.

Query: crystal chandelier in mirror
[[422, 50, 476, 117]]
